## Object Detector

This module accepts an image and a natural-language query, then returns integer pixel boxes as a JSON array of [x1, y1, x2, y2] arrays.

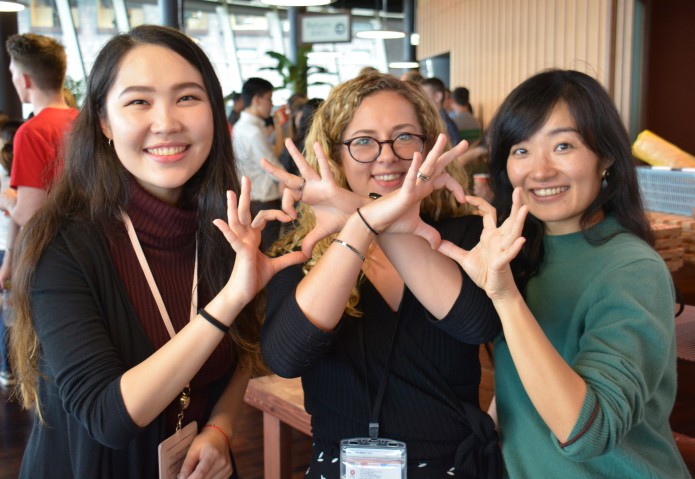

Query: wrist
[[203, 424, 232, 451]]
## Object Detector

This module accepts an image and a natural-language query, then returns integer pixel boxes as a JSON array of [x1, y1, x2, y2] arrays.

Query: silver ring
[[298, 177, 307, 191], [416, 171, 431, 182]]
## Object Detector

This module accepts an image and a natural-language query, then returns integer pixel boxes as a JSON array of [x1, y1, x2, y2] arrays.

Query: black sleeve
[[31, 231, 142, 449], [428, 215, 501, 343], [262, 263, 339, 378]]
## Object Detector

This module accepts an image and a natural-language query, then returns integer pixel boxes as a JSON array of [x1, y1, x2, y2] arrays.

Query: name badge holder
[[340, 315, 406, 478]]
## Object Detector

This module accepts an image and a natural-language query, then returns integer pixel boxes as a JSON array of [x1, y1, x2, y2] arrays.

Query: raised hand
[[438, 187, 528, 300], [357, 134, 469, 248], [213, 177, 306, 306], [262, 139, 367, 257]]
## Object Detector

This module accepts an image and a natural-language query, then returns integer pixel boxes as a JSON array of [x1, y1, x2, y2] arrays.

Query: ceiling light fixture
[[0, 0, 25, 12], [356, 0, 405, 40], [261, 0, 335, 6], [389, 61, 420, 69]]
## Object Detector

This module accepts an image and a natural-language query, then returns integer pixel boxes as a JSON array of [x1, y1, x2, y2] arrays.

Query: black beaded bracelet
[[198, 308, 230, 334]]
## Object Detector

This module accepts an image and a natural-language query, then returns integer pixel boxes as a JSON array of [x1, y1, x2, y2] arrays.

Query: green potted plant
[[260, 45, 334, 95]]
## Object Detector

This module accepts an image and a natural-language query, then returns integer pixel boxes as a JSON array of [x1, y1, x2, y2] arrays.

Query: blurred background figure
[[421, 76, 461, 145], [450, 86, 482, 145], [279, 97, 323, 177], [234, 77, 287, 250], [0, 116, 21, 388], [400, 69, 424, 83], [227, 92, 244, 127]]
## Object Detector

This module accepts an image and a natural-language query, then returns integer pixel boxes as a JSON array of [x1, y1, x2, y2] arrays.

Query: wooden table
[[244, 375, 311, 479]]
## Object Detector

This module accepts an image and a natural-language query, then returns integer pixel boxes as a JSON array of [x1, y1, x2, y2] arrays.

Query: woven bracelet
[[198, 308, 229, 334]]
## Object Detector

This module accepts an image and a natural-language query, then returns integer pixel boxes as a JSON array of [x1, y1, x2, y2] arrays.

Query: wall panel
[[418, 0, 632, 129]]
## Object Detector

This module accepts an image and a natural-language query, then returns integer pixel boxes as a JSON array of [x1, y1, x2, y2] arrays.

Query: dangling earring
[[601, 169, 609, 189]]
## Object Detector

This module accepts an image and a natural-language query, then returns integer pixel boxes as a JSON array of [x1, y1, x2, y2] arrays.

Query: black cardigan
[[19, 221, 232, 478]]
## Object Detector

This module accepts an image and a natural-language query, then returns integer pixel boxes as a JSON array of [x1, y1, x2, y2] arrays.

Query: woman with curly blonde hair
[[261, 72, 503, 478]]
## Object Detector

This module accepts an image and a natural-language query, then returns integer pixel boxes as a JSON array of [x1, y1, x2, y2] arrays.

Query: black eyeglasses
[[342, 133, 427, 163]]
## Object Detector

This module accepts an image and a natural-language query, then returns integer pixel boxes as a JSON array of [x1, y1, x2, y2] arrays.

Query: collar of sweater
[[124, 177, 198, 249]]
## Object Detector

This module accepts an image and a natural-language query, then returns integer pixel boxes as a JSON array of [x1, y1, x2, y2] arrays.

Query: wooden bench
[[243, 375, 311, 479]]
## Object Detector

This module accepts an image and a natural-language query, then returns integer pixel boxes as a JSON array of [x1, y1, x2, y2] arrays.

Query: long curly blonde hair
[[273, 72, 473, 316]]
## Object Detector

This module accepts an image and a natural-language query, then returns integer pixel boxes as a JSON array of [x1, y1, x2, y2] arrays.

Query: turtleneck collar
[[124, 177, 198, 249]]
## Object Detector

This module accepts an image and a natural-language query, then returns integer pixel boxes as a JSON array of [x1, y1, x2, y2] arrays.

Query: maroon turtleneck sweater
[[106, 180, 235, 435]]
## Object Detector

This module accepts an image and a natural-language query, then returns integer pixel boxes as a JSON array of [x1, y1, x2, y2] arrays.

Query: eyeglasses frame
[[341, 133, 428, 163]]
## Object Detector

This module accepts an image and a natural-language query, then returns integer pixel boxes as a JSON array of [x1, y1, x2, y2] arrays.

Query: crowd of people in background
[[0, 24, 689, 479]]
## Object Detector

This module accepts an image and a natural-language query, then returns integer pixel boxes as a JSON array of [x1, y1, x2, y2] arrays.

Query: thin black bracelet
[[356, 208, 379, 236], [198, 308, 230, 334]]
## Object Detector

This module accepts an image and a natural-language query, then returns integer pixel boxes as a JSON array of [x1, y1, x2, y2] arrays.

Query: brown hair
[[6, 33, 67, 92]]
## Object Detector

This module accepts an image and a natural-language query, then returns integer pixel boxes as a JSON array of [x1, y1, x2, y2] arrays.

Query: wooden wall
[[417, 0, 635, 130]]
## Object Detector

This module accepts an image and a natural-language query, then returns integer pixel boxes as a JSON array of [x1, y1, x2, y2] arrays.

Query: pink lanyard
[[121, 211, 198, 337], [121, 211, 198, 430]]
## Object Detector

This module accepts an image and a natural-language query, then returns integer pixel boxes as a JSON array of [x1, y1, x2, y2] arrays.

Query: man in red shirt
[[0, 34, 77, 298]]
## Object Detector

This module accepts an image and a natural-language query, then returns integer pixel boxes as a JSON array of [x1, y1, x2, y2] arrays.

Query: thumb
[[300, 230, 324, 259], [437, 239, 468, 266], [411, 221, 442, 249]]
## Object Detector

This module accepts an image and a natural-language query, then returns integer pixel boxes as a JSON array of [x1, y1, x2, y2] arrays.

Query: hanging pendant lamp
[[0, 1, 25, 12], [356, 0, 405, 39]]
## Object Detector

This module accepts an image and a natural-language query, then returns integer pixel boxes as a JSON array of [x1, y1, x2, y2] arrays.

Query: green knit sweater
[[495, 217, 691, 478]]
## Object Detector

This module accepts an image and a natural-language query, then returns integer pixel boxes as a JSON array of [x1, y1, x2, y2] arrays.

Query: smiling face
[[99, 44, 213, 205], [506, 102, 604, 235], [339, 90, 424, 197]]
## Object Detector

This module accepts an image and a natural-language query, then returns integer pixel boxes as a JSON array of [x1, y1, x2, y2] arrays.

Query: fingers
[[301, 229, 324, 258], [286, 139, 316, 180], [237, 177, 252, 227], [313, 141, 336, 181], [432, 172, 466, 203], [437, 239, 468, 266], [260, 157, 282, 179], [281, 188, 299, 219], [269, 250, 308, 272], [465, 195, 498, 230], [417, 134, 449, 178], [411, 221, 442, 249], [250, 209, 293, 229]]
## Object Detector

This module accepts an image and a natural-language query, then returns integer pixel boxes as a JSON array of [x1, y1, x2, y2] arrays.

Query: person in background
[[438, 69, 690, 478], [9, 25, 304, 478], [261, 72, 502, 478], [0, 34, 78, 295], [450, 86, 482, 144], [227, 92, 244, 127], [400, 69, 424, 83], [421, 76, 461, 146], [283, 92, 308, 141], [279, 98, 323, 177], [233, 77, 287, 250], [0, 116, 19, 388]]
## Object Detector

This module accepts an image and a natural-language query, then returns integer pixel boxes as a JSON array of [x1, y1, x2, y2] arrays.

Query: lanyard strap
[[359, 313, 401, 440], [122, 211, 198, 431], [121, 211, 198, 337]]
